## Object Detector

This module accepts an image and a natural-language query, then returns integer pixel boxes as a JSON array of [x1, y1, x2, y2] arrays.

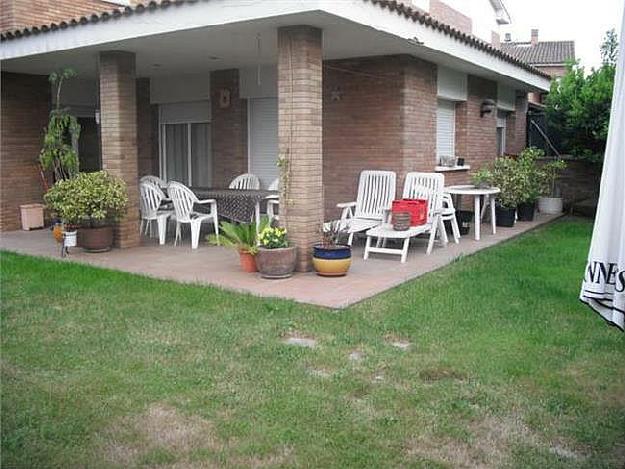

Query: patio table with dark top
[[191, 188, 278, 224]]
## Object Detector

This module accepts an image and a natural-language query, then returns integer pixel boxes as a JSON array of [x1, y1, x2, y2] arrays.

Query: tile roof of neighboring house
[[0, 0, 551, 79], [501, 41, 576, 66]]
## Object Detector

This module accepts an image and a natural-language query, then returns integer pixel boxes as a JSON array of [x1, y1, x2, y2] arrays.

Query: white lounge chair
[[337, 170, 396, 245], [139, 182, 174, 245], [364, 172, 446, 261], [266, 177, 279, 222], [229, 173, 260, 190], [168, 181, 219, 249]]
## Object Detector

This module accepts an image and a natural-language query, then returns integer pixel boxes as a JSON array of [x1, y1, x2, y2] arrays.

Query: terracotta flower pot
[[78, 226, 114, 252], [239, 251, 258, 273], [255, 246, 297, 279]]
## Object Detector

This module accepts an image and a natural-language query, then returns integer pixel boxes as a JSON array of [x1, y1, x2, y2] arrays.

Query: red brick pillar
[[278, 26, 323, 272], [99, 51, 140, 248]]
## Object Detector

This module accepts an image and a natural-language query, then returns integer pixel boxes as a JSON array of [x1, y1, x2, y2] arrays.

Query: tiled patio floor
[[0, 214, 561, 308]]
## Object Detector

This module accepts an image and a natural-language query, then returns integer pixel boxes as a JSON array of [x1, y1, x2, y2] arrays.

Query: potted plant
[[256, 226, 297, 279], [490, 156, 522, 227], [44, 171, 128, 252], [516, 147, 544, 221], [313, 221, 352, 277], [538, 158, 567, 214], [471, 168, 493, 189], [206, 218, 268, 273]]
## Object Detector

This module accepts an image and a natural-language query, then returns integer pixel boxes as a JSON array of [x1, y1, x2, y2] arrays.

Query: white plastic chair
[[441, 192, 461, 244], [266, 177, 280, 221], [139, 182, 174, 245], [140, 175, 168, 189], [401, 172, 447, 253], [337, 170, 396, 246], [168, 181, 219, 249], [229, 173, 260, 190]]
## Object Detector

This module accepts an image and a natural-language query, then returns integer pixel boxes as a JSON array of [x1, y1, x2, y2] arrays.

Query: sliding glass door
[[161, 122, 211, 187]]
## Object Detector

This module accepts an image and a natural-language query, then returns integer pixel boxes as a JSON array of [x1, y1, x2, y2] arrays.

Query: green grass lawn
[[1, 219, 624, 468]]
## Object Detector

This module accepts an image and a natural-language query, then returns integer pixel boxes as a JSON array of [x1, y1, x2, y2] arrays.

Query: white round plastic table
[[445, 185, 501, 241]]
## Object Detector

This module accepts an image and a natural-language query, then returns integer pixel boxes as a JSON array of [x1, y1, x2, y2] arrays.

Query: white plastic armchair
[[139, 182, 174, 245], [337, 170, 397, 245], [266, 177, 280, 221], [168, 181, 219, 249], [140, 175, 168, 189], [402, 172, 447, 254], [229, 173, 260, 190]]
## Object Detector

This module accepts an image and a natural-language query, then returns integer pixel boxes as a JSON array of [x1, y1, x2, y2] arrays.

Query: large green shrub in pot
[[516, 147, 545, 204], [490, 156, 523, 209], [44, 171, 128, 228]]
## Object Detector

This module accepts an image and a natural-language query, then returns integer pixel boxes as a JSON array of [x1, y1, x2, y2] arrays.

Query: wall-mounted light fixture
[[480, 99, 496, 118]]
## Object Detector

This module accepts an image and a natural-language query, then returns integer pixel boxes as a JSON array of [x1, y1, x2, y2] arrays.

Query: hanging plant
[[39, 68, 81, 181]]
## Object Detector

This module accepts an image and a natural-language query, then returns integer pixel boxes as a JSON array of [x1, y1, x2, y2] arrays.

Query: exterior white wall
[[437, 66, 467, 101], [150, 73, 210, 104], [239, 65, 277, 99], [439, 0, 500, 42]]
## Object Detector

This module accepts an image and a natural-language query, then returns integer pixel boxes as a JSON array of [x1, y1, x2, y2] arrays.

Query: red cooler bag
[[391, 199, 428, 226]]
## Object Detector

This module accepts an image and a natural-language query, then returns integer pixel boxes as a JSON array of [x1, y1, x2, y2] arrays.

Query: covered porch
[[0, 0, 550, 272], [0, 213, 559, 308]]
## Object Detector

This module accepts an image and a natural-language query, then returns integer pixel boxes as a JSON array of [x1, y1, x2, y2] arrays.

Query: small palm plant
[[207, 218, 269, 272]]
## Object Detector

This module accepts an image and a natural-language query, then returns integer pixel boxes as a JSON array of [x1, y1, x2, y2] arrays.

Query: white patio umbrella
[[579, 9, 625, 331]]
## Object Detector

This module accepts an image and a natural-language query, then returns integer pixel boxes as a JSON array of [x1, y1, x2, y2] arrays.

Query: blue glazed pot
[[313, 245, 352, 276]]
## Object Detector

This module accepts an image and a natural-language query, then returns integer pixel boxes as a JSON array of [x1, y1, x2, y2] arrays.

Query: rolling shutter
[[436, 99, 456, 163], [248, 98, 279, 189]]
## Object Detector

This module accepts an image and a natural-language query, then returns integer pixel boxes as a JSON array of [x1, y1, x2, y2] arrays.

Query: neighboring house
[[502, 29, 576, 103], [0, 0, 550, 271]]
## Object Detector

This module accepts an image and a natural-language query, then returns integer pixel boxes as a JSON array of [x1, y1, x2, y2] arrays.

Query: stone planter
[[78, 226, 114, 252], [256, 246, 297, 279], [313, 245, 352, 277], [538, 197, 563, 215]]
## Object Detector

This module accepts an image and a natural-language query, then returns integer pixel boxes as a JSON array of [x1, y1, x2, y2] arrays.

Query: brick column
[[278, 26, 323, 272], [99, 51, 140, 248]]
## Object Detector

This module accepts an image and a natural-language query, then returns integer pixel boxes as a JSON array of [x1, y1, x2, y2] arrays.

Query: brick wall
[[536, 65, 568, 79], [323, 56, 403, 219], [210, 69, 247, 188], [505, 94, 528, 156], [0, 72, 50, 231], [135, 78, 159, 177], [429, 0, 472, 35], [1, 0, 116, 32], [400, 56, 438, 180], [99, 51, 140, 248], [452, 75, 498, 187], [278, 25, 324, 272]]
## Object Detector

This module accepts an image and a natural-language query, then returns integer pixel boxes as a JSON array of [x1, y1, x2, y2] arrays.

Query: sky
[[501, 0, 624, 70]]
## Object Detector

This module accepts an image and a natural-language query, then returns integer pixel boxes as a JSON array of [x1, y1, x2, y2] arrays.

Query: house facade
[[0, 0, 550, 270], [502, 29, 576, 104]]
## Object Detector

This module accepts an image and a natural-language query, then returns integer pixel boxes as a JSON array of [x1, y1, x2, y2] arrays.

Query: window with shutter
[[436, 100, 456, 164], [248, 98, 279, 189]]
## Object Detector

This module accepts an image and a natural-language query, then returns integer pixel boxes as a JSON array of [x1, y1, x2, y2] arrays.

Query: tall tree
[[545, 30, 617, 162]]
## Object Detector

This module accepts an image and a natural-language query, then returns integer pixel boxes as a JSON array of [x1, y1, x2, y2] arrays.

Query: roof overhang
[[0, 0, 550, 92]]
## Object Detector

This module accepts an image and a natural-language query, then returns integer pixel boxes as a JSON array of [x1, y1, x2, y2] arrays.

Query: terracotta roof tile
[[501, 40, 575, 65]]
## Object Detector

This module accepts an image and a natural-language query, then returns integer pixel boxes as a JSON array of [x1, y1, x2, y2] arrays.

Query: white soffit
[[0, 0, 550, 91]]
